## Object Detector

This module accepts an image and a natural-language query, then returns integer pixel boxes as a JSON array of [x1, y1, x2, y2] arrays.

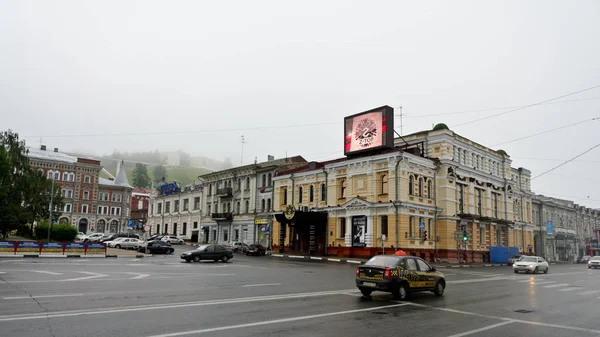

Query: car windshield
[[365, 256, 399, 268], [511, 255, 521, 259], [591, 256, 600, 261], [520, 257, 537, 262], [197, 245, 209, 251]]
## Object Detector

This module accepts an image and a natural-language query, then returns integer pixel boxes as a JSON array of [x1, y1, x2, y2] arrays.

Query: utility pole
[[240, 135, 248, 165], [47, 176, 55, 241], [398, 106, 403, 136]]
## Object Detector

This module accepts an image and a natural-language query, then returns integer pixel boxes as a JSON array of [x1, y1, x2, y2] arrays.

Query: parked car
[[246, 244, 267, 256], [588, 256, 600, 268], [507, 255, 522, 266], [232, 242, 249, 253], [111, 238, 144, 250], [513, 256, 549, 274], [106, 238, 128, 248], [579, 255, 591, 264], [75, 232, 89, 242], [161, 236, 185, 245], [86, 233, 105, 242], [180, 244, 233, 263]]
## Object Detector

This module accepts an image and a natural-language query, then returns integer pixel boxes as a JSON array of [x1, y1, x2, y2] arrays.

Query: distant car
[[356, 255, 446, 300], [144, 241, 174, 254], [87, 233, 105, 242], [112, 238, 144, 250], [245, 244, 267, 256], [76, 232, 89, 242], [580, 255, 591, 264], [180, 244, 233, 263], [513, 256, 549, 274], [161, 236, 184, 245], [106, 238, 128, 248], [507, 255, 522, 266], [588, 256, 600, 268], [232, 242, 249, 253]]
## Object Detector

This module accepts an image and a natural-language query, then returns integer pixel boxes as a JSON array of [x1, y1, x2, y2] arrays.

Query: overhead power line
[[531, 143, 600, 180], [491, 117, 599, 147], [452, 84, 600, 128], [403, 96, 600, 118], [511, 157, 600, 163]]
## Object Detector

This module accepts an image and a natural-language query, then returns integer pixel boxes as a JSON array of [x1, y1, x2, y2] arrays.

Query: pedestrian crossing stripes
[[542, 283, 570, 288], [512, 278, 600, 296], [558, 287, 581, 292], [577, 290, 600, 295]]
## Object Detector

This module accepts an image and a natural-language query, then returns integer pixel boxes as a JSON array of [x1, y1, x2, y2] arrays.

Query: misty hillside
[[101, 160, 212, 187]]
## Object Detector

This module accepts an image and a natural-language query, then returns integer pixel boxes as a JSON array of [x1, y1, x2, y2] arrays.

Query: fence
[[0, 241, 106, 256]]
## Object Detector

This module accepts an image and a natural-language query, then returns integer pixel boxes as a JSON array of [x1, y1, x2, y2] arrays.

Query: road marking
[[447, 277, 508, 284], [347, 260, 362, 264], [62, 272, 108, 282], [558, 287, 581, 292], [408, 303, 600, 334], [0, 289, 358, 322], [527, 281, 555, 285], [123, 272, 149, 280], [542, 283, 570, 288], [242, 283, 281, 287], [30, 270, 63, 275], [4, 294, 84, 300], [328, 258, 341, 262], [7, 273, 237, 284], [577, 290, 600, 295], [445, 321, 514, 337], [145, 303, 410, 337]]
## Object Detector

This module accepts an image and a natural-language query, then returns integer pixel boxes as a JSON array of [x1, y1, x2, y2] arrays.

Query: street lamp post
[[47, 174, 55, 241]]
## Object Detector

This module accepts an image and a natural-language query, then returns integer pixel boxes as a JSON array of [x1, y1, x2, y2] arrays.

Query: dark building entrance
[[275, 208, 328, 256]]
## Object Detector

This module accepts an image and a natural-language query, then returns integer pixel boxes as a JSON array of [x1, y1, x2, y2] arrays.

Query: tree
[[22, 170, 63, 228], [152, 165, 167, 185], [132, 163, 151, 188], [0, 130, 32, 239]]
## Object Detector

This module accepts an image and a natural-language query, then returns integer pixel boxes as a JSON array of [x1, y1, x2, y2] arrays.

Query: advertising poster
[[16, 241, 40, 253], [65, 242, 85, 253], [41, 242, 63, 254], [352, 216, 367, 248], [0, 241, 15, 253], [345, 111, 383, 153], [86, 243, 106, 254]]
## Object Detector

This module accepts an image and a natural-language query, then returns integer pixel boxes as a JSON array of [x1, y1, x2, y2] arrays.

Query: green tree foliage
[[0, 130, 62, 239], [152, 165, 168, 184], [132, 163, 151, 188], [34, 221, 77, 241]]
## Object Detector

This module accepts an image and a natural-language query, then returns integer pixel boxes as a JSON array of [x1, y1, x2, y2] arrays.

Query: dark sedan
[[180, 244, 233, 263], [245, 244, 267, 256], [142, 241, 174, 254]]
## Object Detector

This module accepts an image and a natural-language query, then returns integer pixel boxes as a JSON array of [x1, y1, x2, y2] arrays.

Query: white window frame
[[82, 204, 89, 214]]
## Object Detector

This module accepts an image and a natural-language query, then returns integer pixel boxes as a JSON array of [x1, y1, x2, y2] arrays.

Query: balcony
[[216, 187, 233, 198], [211, 212, 233, 221]]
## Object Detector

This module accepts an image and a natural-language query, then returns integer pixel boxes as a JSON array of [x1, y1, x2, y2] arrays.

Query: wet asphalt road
[[1, 252, 599, 337]]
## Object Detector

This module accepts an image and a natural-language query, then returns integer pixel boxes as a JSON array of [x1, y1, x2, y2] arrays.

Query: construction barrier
[[0, 241, 107, 256]]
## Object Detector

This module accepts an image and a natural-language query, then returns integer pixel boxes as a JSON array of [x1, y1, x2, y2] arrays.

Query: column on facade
[[485, 189, 492, 218], [345, 216, 352, 247], [468, 183, 475, 214], [366, 215, 374, 247]]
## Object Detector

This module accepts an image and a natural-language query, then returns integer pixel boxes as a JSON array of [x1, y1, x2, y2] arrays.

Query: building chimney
[[54, 148, 59, 152], [40, 145, 46, 151]]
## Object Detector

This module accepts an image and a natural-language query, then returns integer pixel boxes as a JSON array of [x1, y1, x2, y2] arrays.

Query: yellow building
[[271, 124, 536, 263]]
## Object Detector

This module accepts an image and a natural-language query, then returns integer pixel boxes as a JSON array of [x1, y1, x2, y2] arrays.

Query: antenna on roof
[[240, 135, 248, 165]]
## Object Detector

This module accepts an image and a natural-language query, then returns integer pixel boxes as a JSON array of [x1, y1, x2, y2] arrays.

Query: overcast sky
[[1, 1, 599, 207]]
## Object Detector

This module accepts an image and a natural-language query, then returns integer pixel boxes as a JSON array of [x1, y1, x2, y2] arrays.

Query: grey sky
[[1, 1, 599, 207]]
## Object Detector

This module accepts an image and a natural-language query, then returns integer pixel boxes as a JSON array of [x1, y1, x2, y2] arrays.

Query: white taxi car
[[513, 255, 549, 274]]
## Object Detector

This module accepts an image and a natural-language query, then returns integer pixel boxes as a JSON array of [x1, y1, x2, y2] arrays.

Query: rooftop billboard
[[344, 105, 394, 156]]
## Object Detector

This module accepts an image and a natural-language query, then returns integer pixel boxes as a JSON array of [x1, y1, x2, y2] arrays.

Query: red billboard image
[[344, 106, 394, 156]]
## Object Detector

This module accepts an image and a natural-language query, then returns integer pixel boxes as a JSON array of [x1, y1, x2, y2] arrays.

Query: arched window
[[409, 176, 414, 195], [340, 180, 347, 198], [245, 200, 249, 213], [267, 173, 272, 186], [209, 184, 213, 195], [261, 199, 265, 212], [62, 172, 68, 181], [267, 198, 271, 211], [427, 180, 432, 198], [207, 204, 211, 216], [262, 174, 266, 187], [227, 202, 231, 213], [47, 170, 53, 179], [320, 183, 326, 201], [246, 177, 250, 189], [54, 172, 60, 180], [309, 185, 314, 202], [236, 201, 240, 214], [237, 179, 241, 191], [298, 186, 303, 203], [381, 175, 388, 194], [418, 178, 423, 197]]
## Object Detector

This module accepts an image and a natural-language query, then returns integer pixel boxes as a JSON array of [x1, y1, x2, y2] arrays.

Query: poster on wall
[[352, 216, 367, 248]]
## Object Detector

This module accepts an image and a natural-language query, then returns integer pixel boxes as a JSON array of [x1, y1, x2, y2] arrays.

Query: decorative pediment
[[342, 197, 372, 209]]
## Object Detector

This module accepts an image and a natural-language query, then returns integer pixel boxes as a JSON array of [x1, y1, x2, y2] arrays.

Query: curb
[[0, 254, 146, 259], [271, 254, 366, 264]]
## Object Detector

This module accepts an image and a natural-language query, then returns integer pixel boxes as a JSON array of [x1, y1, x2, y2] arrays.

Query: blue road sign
[[546, 221, 554, 235], [419, 222, 425, 229], [127, 220, 134, 228]]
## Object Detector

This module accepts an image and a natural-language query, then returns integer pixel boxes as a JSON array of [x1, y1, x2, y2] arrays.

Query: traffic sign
[[382, 234, 386, 241], [419, 222, 425, 229], [127, 220, 134, 228], [144, 225, 150, 232]]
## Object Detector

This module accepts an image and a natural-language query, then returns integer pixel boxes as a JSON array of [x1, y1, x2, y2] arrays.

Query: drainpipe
[[502, 156, 508, 246], [270, 169, 277, 253], [433, 162, 439, 257], [323, 168, 329, 256], [394, 152, 404, 251]]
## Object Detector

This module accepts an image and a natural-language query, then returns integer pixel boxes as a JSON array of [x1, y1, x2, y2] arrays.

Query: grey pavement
[[0, 250, 599, 337]]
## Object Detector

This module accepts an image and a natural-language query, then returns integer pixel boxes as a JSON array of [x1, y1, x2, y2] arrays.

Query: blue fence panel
[[489, 246, 520, 264]]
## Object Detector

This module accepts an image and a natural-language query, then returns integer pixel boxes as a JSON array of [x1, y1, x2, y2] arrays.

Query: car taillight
[[254, 248, 258, 252], [383, 268, 391, 280], [356, 267, 360, 276]]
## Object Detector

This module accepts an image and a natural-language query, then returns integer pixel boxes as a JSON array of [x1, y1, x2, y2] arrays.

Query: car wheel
[[115, 245, 121, 249], [434, 281, 445, 297], [213, 259, 219, 262], [168, 249, 174, 254], [533, 267, 538, 274], [184, 259, 191, 263], [360, 288, 372, 297], [393, 283, 409, 300], [193, 256, 201, 262], [221, 255, 229, 263], [514, 270, 519, 273], [246, 252, 249, 256], [589, 266, 592, 269], [544, 267, 548, 274]]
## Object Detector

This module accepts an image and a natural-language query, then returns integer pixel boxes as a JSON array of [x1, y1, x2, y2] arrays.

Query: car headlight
[[588, 261, 592, 264], [528, 265, 534, 268]]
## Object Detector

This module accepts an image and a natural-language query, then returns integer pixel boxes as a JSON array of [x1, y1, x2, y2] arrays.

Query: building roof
[[198, 155, 307, 179], [99, 160, 133, 189], [27, 147, 78, 164]]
